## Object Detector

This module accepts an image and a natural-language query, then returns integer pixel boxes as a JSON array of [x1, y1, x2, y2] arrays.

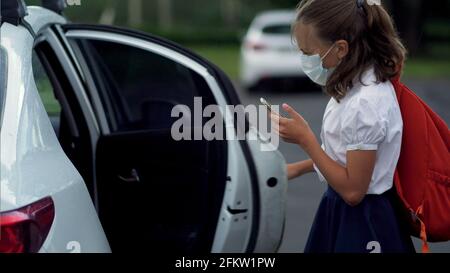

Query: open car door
[[60, 24, 287, 253]]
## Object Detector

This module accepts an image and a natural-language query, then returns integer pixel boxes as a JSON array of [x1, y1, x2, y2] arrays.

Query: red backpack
[[391, 78, 450, 253]]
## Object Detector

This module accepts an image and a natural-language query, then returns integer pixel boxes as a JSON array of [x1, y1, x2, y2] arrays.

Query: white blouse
[[314, 68, 403, 195]]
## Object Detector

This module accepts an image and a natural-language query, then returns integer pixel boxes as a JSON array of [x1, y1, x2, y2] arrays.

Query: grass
[[403, 58, 450, 79], [187, 44, 450, 81], [187, 44, 241, 81]]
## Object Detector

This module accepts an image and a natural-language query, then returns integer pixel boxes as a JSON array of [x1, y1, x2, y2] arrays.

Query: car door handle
[[227, 205, 248, 215], [118, 168, 140, 183]]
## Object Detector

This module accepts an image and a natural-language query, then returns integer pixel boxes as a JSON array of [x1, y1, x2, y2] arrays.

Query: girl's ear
[[335, 40, 349, 60]]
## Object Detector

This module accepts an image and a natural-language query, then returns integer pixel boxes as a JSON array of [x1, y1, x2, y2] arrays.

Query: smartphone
[[261, 97, 285, 118], [260, 97, 273, 112]]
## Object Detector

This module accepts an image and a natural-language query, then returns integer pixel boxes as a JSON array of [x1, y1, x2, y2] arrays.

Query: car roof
[[251, 10, 297, 28]]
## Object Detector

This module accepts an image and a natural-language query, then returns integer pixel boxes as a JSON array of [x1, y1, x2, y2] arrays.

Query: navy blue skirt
[[305, 186, 415, 253]]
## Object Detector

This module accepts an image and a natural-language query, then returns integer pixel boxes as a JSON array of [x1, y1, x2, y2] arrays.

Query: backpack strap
[[416, 205, 430, 253]]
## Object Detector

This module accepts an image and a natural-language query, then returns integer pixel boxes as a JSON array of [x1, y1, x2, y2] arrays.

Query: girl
[[272, 0, 415, 253]]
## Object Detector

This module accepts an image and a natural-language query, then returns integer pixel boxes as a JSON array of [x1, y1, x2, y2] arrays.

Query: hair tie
[[357, 0, 365, 9]]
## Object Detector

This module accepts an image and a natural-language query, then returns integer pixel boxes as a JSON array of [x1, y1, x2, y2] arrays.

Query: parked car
[[0, 0, 287, 253], [240, 10, 307, 91]]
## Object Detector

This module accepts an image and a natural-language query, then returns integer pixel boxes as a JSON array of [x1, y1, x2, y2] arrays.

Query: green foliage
[[187, 44, 241, 80], [142, 26, 243, 45], [36, 79, 60, 116], [404, 58, 450, 79]]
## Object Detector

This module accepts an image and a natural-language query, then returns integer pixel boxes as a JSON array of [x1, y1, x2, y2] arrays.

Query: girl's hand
[[271, 104, 316, 148]]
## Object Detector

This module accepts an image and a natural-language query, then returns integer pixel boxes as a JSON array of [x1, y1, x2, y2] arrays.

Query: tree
[[221, 0, 241, 27], [99, 0, 118, 25], [157, 0, 173, 30], [388, 0, 425, 55], [128, 0, 143, 27]]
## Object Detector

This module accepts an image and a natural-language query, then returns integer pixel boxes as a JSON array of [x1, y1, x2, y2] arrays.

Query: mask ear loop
[[320, 44, 336, 61]]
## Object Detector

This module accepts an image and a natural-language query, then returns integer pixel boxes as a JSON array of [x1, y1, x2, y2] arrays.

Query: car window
[[262, 24, 292, 35], [32, 51, 61, 117], [0, 47, 6, 130], [69, 38, 216, 133]]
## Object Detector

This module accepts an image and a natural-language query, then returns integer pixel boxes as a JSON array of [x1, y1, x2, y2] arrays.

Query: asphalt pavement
[[234, 78, 450, 253]]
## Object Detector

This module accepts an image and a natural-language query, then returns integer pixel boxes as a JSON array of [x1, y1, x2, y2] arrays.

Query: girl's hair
[[294, 0, 407, 101]]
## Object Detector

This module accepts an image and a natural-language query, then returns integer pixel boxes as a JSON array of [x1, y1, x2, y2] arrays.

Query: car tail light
[[245, 41, 268, 51], [0, 197, 55, 253]]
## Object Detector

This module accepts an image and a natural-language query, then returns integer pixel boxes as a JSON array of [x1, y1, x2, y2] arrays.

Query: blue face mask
[[299, 44, 336, 86]]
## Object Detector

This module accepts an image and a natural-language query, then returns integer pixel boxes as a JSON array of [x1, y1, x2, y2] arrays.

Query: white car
[[0, 0, 287, 253], [240, 10, 306, 91]]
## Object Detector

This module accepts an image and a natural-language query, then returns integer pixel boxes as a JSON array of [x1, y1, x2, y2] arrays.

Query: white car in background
[[0, 0, 287, 253], [240, 10, 306, 91]]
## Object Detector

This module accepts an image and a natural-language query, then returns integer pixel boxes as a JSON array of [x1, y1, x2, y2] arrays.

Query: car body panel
[[25, 6, 66, 34], [211, 136, 254, 252], [247, 127, 287, 252], [0, 8, 110, 252], [240, 10, 305, 88], [250, 10, 297, 29]]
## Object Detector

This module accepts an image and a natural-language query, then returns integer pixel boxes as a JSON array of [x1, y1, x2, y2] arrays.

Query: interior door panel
[[96, 129, 227, 253]]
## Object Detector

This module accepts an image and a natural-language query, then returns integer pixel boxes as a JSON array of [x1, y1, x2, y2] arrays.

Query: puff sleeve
[[341, 97, 388, 151], [313, 144, 326, 182]]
